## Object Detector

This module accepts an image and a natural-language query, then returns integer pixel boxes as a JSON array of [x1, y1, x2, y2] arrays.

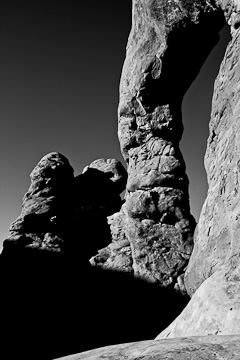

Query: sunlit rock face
[[185, 22, 240, 296], [155, 0, 240, 338]]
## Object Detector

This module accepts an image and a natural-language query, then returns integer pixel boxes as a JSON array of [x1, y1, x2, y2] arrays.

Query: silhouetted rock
[[0, 152, 189, 359], [82, 158, 127, 194]]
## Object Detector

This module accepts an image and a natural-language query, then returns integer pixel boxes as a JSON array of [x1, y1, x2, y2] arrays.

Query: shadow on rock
[[0, 250, 189, 360]]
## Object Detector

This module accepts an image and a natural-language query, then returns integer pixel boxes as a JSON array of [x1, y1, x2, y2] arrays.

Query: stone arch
[[114, 0, 235, 290]]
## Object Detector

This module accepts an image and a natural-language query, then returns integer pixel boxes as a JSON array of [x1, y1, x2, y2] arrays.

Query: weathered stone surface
[[55, 335, 240, 360]]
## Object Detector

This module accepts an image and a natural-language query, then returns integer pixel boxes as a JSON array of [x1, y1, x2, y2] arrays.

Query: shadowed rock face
[[3, 153, 126, 260], [0, 152, 189, 359]]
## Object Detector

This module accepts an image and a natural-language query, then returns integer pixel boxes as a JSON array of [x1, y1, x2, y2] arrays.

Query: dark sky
[[0, 0, 231, 249]]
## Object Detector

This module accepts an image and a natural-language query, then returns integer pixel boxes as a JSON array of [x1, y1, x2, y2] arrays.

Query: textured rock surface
[[107, 0, 227, 288], [55, 335, 240, 360]]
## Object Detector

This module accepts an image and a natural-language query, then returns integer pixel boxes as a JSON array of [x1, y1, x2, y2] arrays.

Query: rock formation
[[2, 152, 126, 260], [3, 0, 240, 358]]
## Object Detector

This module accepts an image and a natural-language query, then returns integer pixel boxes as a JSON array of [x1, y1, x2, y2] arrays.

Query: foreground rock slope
[[55, 335, 240, 360]]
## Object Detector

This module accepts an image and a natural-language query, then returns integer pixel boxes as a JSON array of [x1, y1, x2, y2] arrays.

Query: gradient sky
[[0, 0, 231, 249]]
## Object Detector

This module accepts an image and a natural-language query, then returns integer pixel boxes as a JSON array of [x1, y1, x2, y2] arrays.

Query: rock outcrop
[[55, 335, 240, 360]]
